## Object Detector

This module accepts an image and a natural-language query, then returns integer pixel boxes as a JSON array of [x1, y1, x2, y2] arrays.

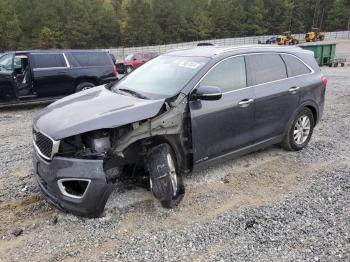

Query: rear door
[[0, 53, 16, 99], [30, 53, 73, 97], [190, 56, 255, 164], [245, 53, 300, 143]]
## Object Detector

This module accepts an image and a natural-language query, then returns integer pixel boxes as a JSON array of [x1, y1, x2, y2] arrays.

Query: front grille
[[34, 130, 53, 159]]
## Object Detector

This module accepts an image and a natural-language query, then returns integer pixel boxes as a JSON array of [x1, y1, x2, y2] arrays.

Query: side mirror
[[191, 85, 222, 101]]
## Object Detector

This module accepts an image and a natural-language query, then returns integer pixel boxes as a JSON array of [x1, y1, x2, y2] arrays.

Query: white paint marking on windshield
[[177, 61, 201, 69]]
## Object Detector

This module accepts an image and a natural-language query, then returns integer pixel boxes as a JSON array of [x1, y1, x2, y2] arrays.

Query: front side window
[[281, 54, 312, 77], [246, 54, 287, 85], [0, 54, 14, 71], [32, 54, 66, 69], [134, 54, 143, 61], [200, 56, 246, 93], [112, 55, 209, 99]]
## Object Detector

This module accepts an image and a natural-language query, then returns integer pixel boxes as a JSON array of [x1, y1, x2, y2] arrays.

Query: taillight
[[113, 64, 117, 78], [321, 76, 327, 88]]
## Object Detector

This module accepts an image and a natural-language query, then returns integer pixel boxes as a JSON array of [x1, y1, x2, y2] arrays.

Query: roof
[[165, 45, 307, 58], [13, 49, 108, 54]]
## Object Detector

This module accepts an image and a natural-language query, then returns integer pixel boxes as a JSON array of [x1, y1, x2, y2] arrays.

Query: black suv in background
[[0, 50, 117, 106]]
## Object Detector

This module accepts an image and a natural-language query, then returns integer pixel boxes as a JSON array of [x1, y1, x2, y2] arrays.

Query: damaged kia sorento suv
[[33, 45, 326, 217]]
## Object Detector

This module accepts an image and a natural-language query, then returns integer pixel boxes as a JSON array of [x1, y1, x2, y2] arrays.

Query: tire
[[281, 108, 315, 151], [334, 63, 338, 68], [75, 82, 95, 92], [126, 66, 134, 74], [147, 143, 185, 208], [341, 63, 345, 67]]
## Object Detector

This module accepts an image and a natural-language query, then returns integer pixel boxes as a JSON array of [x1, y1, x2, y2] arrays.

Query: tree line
[[0, 0, 349, 51]]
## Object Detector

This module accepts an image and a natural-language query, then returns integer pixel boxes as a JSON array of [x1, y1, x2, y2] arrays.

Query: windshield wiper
[[118, 88, 149, 99]]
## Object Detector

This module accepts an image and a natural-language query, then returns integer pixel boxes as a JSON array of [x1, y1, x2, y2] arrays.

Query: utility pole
[[289, 0, 294, 32], [319, 8, 324, 31], [312, 0, 318, 28]]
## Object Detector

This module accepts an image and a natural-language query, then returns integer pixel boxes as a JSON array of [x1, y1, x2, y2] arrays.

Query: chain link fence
[[109, 31, 350, 60]]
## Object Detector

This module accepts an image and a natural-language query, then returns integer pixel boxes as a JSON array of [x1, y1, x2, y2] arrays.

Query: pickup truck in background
[[116, 52, 158, 74]]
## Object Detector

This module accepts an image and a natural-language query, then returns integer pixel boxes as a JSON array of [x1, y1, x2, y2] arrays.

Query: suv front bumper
[[33, 150, 113, 218]]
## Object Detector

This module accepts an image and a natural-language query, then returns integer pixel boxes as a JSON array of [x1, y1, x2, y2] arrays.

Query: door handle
[[238, 98, 254, 107], [289, 86, 300, 94]]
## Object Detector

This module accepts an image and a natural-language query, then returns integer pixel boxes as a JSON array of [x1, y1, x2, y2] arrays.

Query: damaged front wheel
[[147, 144, 185, 208]]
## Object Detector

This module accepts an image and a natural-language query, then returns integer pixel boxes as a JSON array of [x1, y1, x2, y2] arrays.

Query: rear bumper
[[33, 150, 113, 218], [317, 100, 325, 124]]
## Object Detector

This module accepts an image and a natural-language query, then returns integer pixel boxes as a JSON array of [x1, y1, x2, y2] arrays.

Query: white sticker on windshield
[[177, 61, 201, 69]]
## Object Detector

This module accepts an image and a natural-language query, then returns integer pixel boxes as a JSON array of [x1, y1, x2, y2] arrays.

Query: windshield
[[0, 54, 14, 71], [112, 55, 209, 99], [125, 54, 134, 61]]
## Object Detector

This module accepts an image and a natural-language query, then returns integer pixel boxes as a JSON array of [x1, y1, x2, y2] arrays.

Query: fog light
[[57, 179, 91, 199]]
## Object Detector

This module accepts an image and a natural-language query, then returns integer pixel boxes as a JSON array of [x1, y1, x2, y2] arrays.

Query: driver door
[[189, 56, 255, 165], [0, 53, 16, 100]]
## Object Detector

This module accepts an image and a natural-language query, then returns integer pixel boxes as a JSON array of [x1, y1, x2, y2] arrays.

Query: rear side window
[[246, 54, 287, 85], [69, 52, 111, 67], [32, 53, 66, 69], [200, 56, 246, 93], [281, 54, 312, 77]]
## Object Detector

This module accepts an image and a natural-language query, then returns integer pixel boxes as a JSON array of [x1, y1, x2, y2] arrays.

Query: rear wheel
[[147, 144, 185, 208], [281, 108, 315, 151], [75, 82, 95, 92]]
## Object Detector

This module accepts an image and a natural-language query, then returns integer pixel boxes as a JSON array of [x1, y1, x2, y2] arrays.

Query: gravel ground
[[0, 63, 350, 261]]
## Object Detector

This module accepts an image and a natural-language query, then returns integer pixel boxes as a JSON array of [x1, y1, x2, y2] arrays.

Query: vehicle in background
[[116, 52, 158, 74], [305, 28, 325, 42], [33, 45, 326, 217], [265, 36, 278, 44], [0, 50, 117, 106], [277, 31, 299, 45]]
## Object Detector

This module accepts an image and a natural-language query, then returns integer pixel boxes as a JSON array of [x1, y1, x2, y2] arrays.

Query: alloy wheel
[[293, 115, 311, 145]]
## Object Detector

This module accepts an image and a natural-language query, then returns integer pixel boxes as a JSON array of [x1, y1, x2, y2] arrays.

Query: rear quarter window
[[69, 52, 111, 67], [32, 53, 66, 69], [281, 54, 312, 77], [246, 54, 287, 86]]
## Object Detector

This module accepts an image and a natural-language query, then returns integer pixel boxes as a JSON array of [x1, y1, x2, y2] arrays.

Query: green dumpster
[[299, 42, 336, 66]]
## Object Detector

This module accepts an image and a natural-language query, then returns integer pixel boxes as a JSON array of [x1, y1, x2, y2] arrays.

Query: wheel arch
[[305, 104, 318, 124], [145, 135, 189, 173], [283, 101, 319, 138], [119, 134, 190, 174], [75, 77, 99, 87]]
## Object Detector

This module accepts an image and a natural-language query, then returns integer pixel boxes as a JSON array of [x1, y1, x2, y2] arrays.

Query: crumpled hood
[[34, 85, 165, 140]]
